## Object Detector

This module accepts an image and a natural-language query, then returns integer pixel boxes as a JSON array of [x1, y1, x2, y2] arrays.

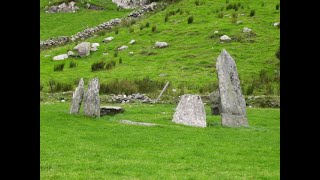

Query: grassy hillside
[[40, 103, 279, 179], [40, 0, 280, 95], [40, 0, 131, 39]]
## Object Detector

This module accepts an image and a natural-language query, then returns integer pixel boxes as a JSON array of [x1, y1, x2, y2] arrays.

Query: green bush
[[276, 3, 280, 10], [165, 15, 169, 22], [195, 0, 200, 6], [188, 16, 194, 24], [54, 63, 65, 71], [105, 60, 116, 70], [119, 58, 123, 64], [69, 61, 77, 68], [250, 10, 255, 17], [145, 22, 150, 28], [152, 25, 157, 32], [114, 51, 118, 57], [226, 4, 233, 10], [91, 61, 106, 72], [217, 12, 224, 18]]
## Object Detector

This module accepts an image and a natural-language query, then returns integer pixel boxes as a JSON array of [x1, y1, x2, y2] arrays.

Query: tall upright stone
[[172, 94, 206, 127], [216, 49, 248, 127], [70, 78, 84, 114], [84, 78, 100, 117]]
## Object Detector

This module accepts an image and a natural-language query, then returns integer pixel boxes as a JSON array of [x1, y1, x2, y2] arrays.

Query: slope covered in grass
[[40, 0, 131, 39], [40, 103, 279, 179], [40, 0, 280, 95]]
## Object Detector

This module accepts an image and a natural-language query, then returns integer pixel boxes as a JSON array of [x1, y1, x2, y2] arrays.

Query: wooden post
[[156, 82, 169, 102]]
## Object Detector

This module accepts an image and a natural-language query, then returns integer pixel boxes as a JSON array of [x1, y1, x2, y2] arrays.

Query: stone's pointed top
[[221, 49, 227, 54]]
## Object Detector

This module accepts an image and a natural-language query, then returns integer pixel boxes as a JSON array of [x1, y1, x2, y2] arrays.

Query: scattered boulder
[[117, 45, 128, 51], [155, 41, 168, 48], [129, 40, 136, 44], [111, 93, 153, 103], [100, 106, 124, 116], [52, 54, 68, 60], [91, 43, 100, 48], [67, 51, 75, 56], [70, 78, 84, 114], [103, 37, 114, 43], [236, 21, 243, 24], [74, 42, 91, 57], [84, 78, 100, 117], [172, 94, 207, 127], [91, 47, 98, 52], [220, 35, 231, 42], [45, 1, 79, 13], [243, 27, 252, 33], [216, 49, 248, 127]]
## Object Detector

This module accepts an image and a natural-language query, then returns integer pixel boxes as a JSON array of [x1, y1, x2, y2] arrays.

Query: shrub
[[114, 51, 118, 57], [54, 63, 65, 71], [249, 10, 255, 17], [152, 25, 157, 32], [119, 58, 123, 64], [140, 24, 144, 30], [169, 10, 176, 16], [134, 76, 166, 93], [226, 4, 233, 10], [91, 61, 106, 72], [276, 47, 280, 60], [48, 80, 73, 93], [187, 16, 194, 24], [165, 15, 169, 22], [145, 22, 150, 28], [195, 0, 200, 6], [105, 60, 116, 70], [114, 28, 119, 35], [69, 61, 77, 68], [276, 3, 280, 10], [129, 27, 134, 33], [217, 12, 224, 18]]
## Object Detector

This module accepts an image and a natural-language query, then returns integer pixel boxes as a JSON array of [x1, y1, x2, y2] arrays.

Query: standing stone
[[172, 94, 206, 127], [73, 42, 91, 57], [84, 78, 100, 117], [70, 78, 84, 114], [216, 49, 248, 127]]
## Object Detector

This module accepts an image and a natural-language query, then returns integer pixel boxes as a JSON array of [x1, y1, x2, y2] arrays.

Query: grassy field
[[40, 0, 280, 95], [40, 102, 279, 179], [40, 0, 131, 40]]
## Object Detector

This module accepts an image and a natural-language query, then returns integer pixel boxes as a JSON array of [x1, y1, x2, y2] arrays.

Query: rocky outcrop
[[74, 42, 91, 57], [112, 0, 149, 9], [45, 1, 79, 13]]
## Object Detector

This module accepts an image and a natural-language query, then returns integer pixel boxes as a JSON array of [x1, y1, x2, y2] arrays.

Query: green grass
[[41, 102, 279, 179], [40, 0, 280, 95], [40, 0, 131, 40]]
